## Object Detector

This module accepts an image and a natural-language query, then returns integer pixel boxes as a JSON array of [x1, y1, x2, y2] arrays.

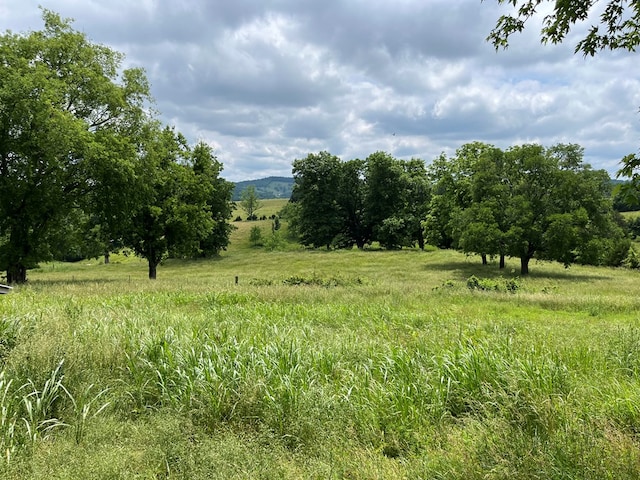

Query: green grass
[[2, 222, 640, 478], [621, 210, 640, 220]]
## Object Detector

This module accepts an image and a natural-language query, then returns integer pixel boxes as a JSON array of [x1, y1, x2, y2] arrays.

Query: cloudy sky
[[1, 0, 639, 181]]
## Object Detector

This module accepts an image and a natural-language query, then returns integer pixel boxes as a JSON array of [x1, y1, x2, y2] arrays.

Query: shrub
[[466, 275, 521, 293], [282, 274, 364, 287], [624, 247, 640, 269], [263, 231, 286, 251], [626, 217, 640, 239]]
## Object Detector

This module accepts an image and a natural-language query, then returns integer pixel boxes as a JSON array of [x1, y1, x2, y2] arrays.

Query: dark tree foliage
[[365, 152, 408, 249], [401, 159, 431, 250], [290, 151, 430, 250], [191, 142, 235, 257], [336, 159, 371, 249], [290, 151, 344, 249]]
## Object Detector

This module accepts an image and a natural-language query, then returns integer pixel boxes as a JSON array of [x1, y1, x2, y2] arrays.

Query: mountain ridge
[[231, 176, 294, 201]]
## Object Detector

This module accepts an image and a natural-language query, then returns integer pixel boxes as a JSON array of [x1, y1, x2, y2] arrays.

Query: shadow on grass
[[425, 258, 611, 282], [27, 278, 119, 287]]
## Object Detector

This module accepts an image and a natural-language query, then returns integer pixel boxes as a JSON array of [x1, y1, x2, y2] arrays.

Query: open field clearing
[[2, 239, 640, 478]]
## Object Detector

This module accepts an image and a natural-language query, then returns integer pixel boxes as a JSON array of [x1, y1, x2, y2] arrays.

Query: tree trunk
[[481, 254, 487, 265], [104, 252, 110, 264], [499, 254, 505, 269], [520, 256, 530, 275], [148, 260, 158, 279], [7, 263, 27, 284], [417, 233, 425, 251]]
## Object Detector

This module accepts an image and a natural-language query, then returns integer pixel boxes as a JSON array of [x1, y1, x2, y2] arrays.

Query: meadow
[[1, 200, 640, 478]]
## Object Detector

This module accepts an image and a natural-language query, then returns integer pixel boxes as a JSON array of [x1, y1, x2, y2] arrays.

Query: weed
[[62, 384, 110, 444], [466, 275, 522, 293], [19, 361, 67, 446]]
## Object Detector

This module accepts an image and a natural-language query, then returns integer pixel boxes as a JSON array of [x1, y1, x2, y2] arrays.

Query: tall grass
[[1, 241, 640, 477]]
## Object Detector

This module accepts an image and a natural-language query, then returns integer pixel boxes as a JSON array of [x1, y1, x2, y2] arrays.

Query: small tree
[[240, 186, 262, 220], [249, 226, 263, 246]]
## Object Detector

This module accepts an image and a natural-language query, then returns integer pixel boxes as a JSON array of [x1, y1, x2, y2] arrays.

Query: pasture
[[1, 203, 640, 478]]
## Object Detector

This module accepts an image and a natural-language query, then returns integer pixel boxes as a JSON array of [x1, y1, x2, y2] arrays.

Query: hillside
[[232, 176, 294, 201]]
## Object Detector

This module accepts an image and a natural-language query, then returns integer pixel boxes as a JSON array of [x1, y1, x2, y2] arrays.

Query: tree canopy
[[0, 10, 234, 282], [486, 0, 640, 55], [287, 144, 628, 274], [0, 10, 150, 283]]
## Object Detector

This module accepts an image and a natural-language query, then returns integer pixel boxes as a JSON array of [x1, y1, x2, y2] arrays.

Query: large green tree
[[0, 10, 149, 283], [453, 145, 509, 267], [400, 159, 431, 250], [290, 151, 343, 249], [335, 158, 370, 249], [500, 143, 626, 274], [365, 152, 405, 249], [424, 142, 491, 250], [289, 151, 429, 251], [445, 142, 626, 274], [123, 125, 216, 279]]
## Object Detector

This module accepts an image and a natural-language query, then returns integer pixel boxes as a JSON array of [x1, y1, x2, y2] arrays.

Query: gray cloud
[[1, 0, 639, 181]]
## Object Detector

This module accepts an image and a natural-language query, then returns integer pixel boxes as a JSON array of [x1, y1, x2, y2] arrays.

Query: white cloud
[[1, 0, 639, 181]]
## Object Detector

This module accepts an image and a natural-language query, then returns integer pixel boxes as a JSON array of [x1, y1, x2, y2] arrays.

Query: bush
[[466, 275, 521, 293], [624, 247, 640, 269], [282, 274, 364, 287], [626, 217, 640, 239]]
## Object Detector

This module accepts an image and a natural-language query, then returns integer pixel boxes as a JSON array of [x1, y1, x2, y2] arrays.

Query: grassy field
[[621, 210, 640, 220], [1, 204, 640, 478]]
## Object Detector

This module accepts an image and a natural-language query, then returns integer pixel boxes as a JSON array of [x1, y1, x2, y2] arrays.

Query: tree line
[[286, 143, 631, 275], [0, 10, 234, 283]]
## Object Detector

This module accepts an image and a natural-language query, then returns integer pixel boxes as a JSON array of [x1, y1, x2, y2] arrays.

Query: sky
[[1, 1, 639, 182]]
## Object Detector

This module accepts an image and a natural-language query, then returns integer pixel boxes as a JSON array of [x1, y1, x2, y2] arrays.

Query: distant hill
[[232, 176, 294, 201]]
